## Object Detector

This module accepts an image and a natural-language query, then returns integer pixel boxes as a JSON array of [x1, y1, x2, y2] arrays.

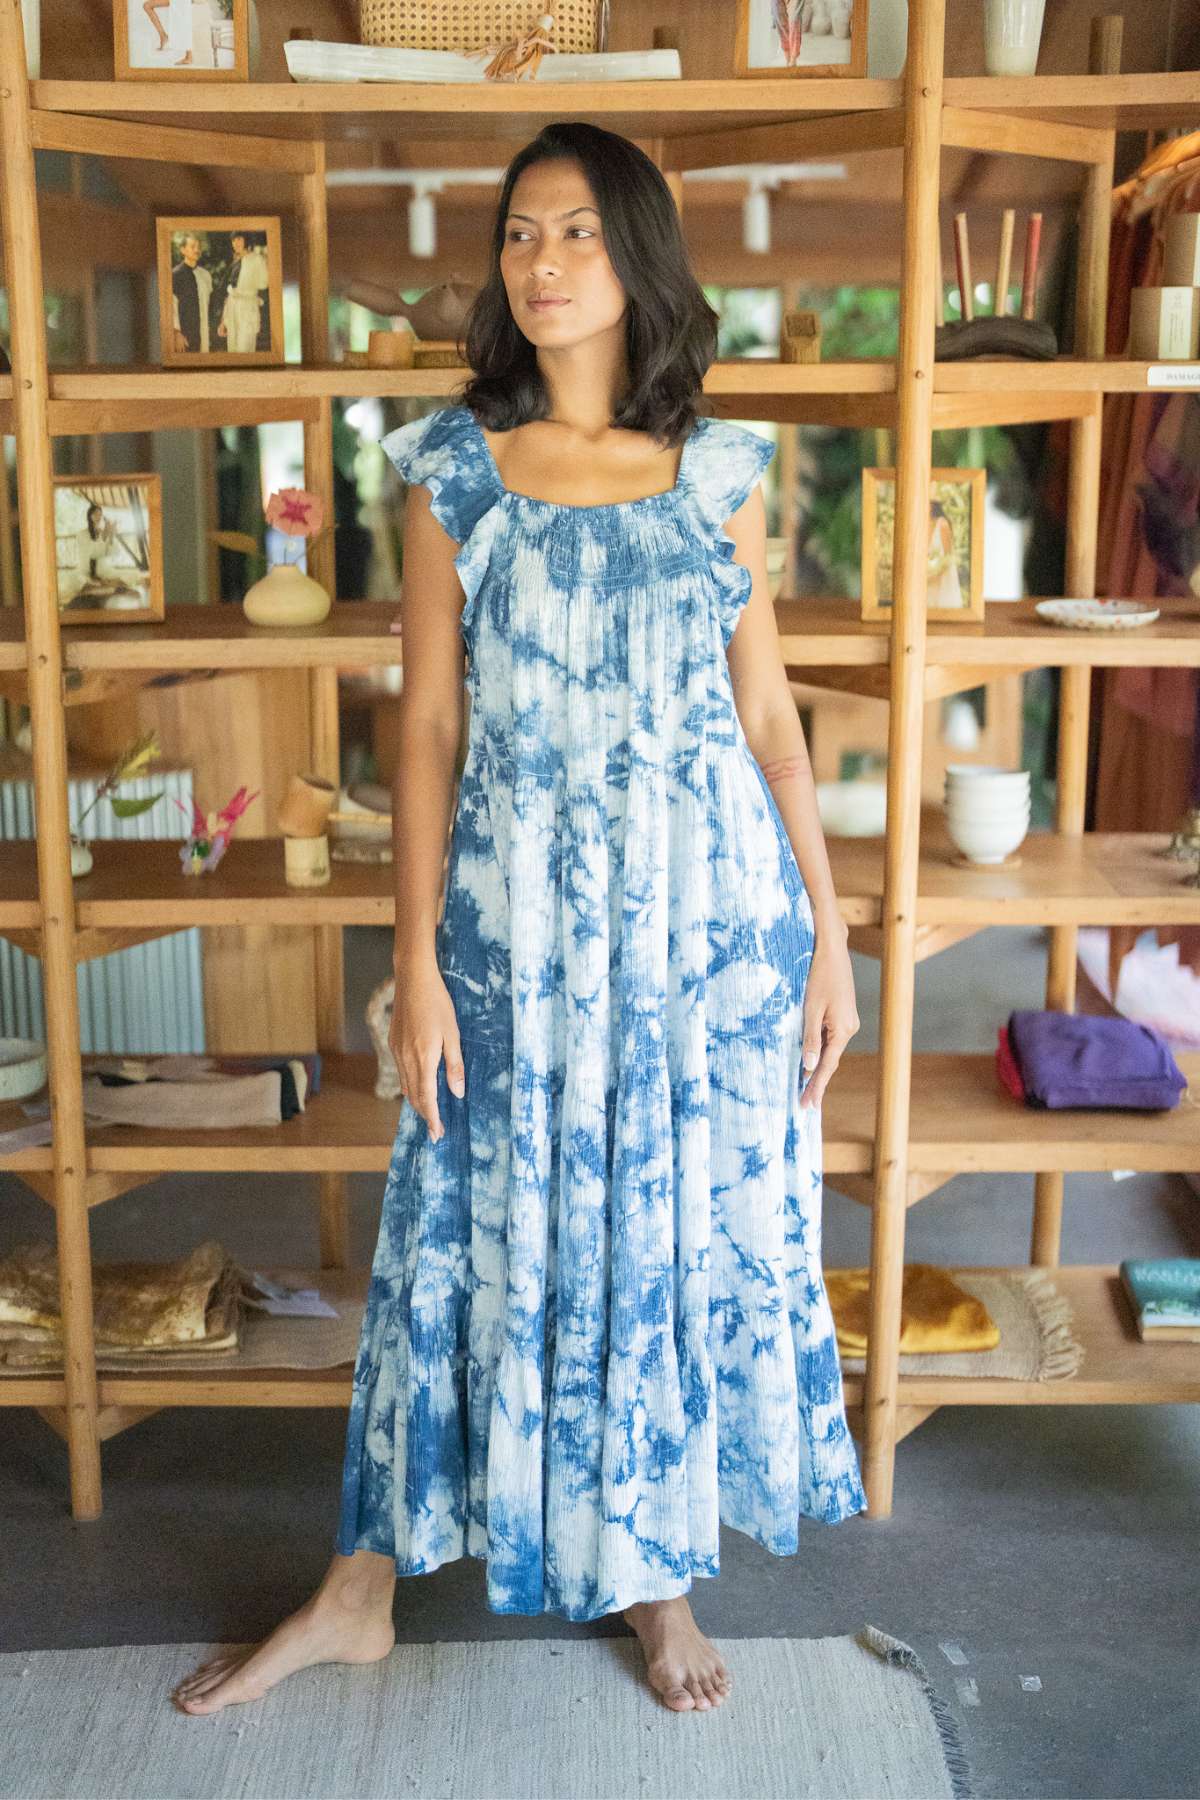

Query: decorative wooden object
[[780, 309, 822, 363]]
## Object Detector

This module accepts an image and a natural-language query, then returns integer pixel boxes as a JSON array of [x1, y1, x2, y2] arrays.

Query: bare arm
[[389, 481, 469, 1138], [722, 483, 859, 1105]]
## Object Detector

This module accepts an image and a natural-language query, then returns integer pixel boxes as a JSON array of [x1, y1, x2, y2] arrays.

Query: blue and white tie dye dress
[[335, 401, 867, 1620]]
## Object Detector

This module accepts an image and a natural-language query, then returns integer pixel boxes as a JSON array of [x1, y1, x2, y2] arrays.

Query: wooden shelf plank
[[9, 820, 1198, 945], [863, 1266, 1200, 1406], [935, 356, 1200, 396], [72, 838, 395, 927], [943, 73, 1200, 131], [900, 1054, 1200, 1174], [27, 1265, 1199, 1410], [777, 596, 1200, 669], [30, 76, 905, 142], [61, 601, 404, 670], [76, 1048, 874, 1175], [72, 1049, 1200, 1176], [0, 610, 27, 671]]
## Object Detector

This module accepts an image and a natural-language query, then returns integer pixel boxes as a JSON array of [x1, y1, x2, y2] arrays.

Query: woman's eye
[[505, 227, 595, 241]]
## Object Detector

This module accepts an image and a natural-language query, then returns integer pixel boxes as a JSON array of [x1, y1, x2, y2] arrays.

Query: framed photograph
[[734, 0, 868, 78], [53, 475, 164, 625], [861, 467, 986, 622], [156, 217, 284, 367], [114, 0, 251, 80]]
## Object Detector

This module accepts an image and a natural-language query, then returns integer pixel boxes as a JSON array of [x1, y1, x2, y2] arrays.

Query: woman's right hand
[[389, 962, 465, 1143]]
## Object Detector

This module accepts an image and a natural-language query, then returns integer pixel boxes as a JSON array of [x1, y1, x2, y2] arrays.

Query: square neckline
[[463, 406, 698, 515]]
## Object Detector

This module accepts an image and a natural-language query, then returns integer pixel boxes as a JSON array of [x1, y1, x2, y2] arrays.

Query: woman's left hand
[[799, 925, 860, 1109]]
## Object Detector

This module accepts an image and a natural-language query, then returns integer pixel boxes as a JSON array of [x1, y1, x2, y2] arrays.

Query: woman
[[173, 121, 865, 1722], [926, 497, 965, 609]]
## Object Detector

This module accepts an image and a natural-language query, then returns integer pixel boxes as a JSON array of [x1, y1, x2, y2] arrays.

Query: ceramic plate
[[1035, 599, 1160, 630]]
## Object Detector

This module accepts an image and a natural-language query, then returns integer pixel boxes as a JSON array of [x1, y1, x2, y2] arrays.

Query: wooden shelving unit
[[1, 3, 1198, 1521]]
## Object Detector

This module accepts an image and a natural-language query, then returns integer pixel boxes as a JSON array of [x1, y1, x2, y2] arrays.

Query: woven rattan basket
[[359, 1, 606, 55]]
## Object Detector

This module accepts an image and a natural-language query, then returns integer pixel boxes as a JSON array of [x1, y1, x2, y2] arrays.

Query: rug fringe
[[1017, 1267, 1086, 1381], [855, 1624, 976, 1800]]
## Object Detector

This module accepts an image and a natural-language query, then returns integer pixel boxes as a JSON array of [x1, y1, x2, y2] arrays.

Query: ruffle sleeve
[[680, 417, 776, 648], [380, 404, 505, 633]]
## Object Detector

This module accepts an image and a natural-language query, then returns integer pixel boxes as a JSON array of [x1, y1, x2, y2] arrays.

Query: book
[[1119, 1258, 1200, 1342]]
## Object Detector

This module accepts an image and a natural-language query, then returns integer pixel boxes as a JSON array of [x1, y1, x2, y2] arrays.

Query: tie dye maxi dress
[[334, 401, 868, 1621]]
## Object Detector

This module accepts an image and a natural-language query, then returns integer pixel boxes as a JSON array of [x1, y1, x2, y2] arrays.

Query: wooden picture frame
[[156, 217, 284, 368], [53, 474, 165, 626], [861, 467, 986, 622], [734, 0, 868, 78], [113, 0, 250, 80]]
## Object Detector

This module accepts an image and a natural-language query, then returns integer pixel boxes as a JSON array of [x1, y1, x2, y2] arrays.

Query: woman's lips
[[527, 296, 570, 310]]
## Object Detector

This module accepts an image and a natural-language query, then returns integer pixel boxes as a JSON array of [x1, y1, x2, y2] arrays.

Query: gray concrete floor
[[2, 924, 1197, 1799]]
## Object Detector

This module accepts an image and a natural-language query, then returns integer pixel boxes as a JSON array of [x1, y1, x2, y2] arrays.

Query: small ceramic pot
[[284, 833, 331, 887], [242, 561, 331, 628]]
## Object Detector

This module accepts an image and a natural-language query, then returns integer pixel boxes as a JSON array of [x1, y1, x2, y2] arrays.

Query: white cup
[[983, 0, 1046, 75]]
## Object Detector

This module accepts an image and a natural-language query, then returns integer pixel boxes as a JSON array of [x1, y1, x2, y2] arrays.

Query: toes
[[685, 1675, 711, 1710], [700, 1675, 724, 1706], [663, 1685, 695, 1711]]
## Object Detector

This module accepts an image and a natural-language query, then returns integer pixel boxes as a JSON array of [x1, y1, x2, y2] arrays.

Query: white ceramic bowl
[[944, 768, 1030, 792], [945, 793, 1031, 816], [0, 1037, 47, 1102], [945, 813, 1028, 863], [945, 805, 1031, 833]]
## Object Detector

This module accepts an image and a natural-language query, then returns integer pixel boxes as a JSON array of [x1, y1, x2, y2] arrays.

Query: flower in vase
[[266, 488, 325, 538]]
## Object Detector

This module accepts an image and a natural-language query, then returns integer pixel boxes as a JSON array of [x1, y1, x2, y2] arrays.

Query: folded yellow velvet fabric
[[826, 1263, 1001, 1354]]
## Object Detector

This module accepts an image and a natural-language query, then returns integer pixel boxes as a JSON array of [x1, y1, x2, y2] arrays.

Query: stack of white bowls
[[943, 763, 1030, 864]]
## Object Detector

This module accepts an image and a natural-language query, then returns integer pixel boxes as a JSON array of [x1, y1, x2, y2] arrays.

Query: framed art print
[[53, 475, 164, 625], [861, 467, 986, 622], [114, 0, 251, 80], [734, 0, 868, 78], [156, 217, 284, 367]]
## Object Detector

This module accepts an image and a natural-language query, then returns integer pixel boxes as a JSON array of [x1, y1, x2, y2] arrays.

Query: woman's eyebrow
[[505, 205, 600, 223]]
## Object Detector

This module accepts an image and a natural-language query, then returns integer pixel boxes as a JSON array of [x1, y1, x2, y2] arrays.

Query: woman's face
[[499, 157, 626, 350]]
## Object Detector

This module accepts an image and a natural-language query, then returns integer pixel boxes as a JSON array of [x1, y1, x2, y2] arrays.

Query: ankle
[[320, 1561, 396, 1616]]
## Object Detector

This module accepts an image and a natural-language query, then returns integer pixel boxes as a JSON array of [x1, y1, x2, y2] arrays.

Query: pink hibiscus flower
[[265, 488, 325, 538]]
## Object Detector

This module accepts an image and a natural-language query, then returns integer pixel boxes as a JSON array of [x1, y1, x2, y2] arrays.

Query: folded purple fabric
[[1006, 1009, 1187, 1110]]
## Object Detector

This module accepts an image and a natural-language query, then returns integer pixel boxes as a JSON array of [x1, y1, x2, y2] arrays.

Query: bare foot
[[622, 1595, 733, 1714], [170, 1549, 397, 1716]]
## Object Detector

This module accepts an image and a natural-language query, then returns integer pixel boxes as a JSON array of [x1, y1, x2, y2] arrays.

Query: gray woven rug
[[0, 1626, 973, 1800]]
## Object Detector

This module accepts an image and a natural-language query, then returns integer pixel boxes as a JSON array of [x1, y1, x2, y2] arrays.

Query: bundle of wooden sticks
[[939, 208, 1041, 325], [934, 207, 1058, 361]]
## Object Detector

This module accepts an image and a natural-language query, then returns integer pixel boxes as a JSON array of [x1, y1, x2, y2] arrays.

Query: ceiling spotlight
[[408, 185, 437, 258], [743, 181, 771, 254]]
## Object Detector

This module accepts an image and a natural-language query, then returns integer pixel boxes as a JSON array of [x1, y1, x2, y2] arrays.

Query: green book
[[1119, 1258, 1200, 1342]]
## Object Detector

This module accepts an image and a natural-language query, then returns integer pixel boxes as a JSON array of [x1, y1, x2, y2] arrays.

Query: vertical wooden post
[[298, 137, 349, 1269], [861, 0, 945, 1518], [0, 0, 102, 1516], [1030, 34, 1116, 1269]]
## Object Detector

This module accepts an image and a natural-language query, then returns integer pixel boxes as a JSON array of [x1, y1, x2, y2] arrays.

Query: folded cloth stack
[[996, 1009, 1188, 1110], [80, 1051, 321, 1129], [826, 1263, 1001, 1355], [0, 1238, 243, 1367]]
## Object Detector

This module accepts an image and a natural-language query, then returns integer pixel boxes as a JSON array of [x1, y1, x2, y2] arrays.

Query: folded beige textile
[[80, 1063, 306, 1130], [0, 1238, 241, 1366]]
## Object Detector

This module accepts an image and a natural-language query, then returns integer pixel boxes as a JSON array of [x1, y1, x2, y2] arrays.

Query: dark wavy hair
[[456, 122, 719, 448]]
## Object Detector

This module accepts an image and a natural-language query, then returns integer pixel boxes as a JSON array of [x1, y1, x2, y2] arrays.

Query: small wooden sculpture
[[366, 977, 403, 1100], [780, 309, 822, 363]]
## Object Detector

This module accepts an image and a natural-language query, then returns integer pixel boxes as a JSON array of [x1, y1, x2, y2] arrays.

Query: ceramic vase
[[20, 0, 39, 78], [867, 0, 907, 77], [983, 0, 1046, 75], [242, 562, 331, 628]]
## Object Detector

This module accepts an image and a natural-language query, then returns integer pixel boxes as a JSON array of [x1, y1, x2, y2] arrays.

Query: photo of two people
[[156, 217, 282, 366]]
